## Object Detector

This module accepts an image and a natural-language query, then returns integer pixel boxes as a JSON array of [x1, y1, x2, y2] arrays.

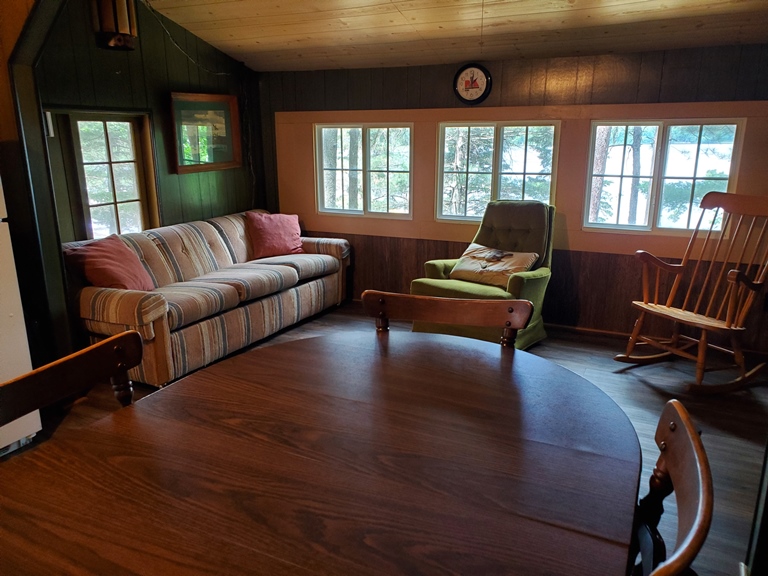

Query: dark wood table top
[[0, 331, 641, 575]]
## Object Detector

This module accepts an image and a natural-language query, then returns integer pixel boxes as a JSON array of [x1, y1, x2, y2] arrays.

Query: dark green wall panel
[[36, 0, 261, 230]]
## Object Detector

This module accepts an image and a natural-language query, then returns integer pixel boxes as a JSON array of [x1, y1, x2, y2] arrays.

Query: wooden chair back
[[0, 331, 143, 427], [632, 399, 714, 576], [641, 192, 768, 330], [361, 290, 533, 347]]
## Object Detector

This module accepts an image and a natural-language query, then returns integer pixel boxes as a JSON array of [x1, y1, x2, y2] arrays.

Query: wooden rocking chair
[[615, 192, 768, 392]]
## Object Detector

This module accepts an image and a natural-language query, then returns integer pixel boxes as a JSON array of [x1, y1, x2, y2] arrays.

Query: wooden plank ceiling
[[146, 0, 768, 72]]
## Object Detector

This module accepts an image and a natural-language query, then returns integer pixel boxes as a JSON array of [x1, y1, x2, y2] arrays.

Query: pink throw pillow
[[65, 235, 154, 291], [245, 211, 304, 259]]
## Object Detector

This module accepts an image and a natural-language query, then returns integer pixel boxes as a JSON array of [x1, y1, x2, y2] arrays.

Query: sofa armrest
[[301, 237, 351, 261], [506, 267, 552, 312], [79, 287, 168, 326], [424, 259, 459, 280]]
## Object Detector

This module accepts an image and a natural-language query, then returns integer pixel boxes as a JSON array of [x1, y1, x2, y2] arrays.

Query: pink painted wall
[[276, 101, 768, 258]]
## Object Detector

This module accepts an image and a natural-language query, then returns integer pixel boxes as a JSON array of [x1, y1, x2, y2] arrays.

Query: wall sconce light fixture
[[91, 0, 138, 50]]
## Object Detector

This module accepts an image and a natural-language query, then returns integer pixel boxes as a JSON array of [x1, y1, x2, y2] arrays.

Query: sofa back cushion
[[145, 222, 234, 282], [207, 210, 270, 264]]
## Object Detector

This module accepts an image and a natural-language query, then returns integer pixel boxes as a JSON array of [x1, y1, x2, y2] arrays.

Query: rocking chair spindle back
[[616, 192, 768, 392]]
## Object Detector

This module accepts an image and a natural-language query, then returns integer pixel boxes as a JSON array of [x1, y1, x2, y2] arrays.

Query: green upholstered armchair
[[410, 200, 555, 349]]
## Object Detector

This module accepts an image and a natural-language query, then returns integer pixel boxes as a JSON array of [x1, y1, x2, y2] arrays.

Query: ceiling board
[[145, 0, 768, 71]]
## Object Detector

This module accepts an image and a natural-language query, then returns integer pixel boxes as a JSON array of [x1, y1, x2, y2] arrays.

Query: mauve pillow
[[245, 211, 304, 259], [65, 235, 154, 291]]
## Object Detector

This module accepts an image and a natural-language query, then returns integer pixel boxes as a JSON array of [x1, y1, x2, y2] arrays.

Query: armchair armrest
[[300, 237, 351, 261], [79, 287, 168, 326], [424, 259, 459, 280], [507, 267, 551, 312]]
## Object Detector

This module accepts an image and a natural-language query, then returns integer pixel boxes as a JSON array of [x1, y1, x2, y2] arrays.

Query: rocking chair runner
[[615, 192, 768, 391]]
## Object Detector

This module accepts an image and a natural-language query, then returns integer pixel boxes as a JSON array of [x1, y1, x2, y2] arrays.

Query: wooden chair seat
[[631, 302, 746, 332]]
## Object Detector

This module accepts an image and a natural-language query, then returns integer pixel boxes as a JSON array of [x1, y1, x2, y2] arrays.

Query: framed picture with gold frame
[[171, 93, 242, 174]]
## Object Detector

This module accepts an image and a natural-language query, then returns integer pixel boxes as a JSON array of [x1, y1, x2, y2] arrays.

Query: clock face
[[454, 64, 491, 105]]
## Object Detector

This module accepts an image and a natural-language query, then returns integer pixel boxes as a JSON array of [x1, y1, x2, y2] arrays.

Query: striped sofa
[[62, 212, 350, 387]]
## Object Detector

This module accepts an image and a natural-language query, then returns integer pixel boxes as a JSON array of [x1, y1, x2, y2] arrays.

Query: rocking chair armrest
[[636, 250, 684, 274], [728, 269, 763, 292]]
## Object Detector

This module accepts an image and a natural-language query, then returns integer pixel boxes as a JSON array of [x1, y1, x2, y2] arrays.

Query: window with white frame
[[585, 120, 740, 230], [438, 123, 557, 219], [316, 124, 412, 215]]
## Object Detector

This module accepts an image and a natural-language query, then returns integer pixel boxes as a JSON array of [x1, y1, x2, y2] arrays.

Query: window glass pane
[[499, 174, 523, 200], [526, 125, 554, 174], [443, 172, 467, 216], [665, 125, 700, 177], [345, 169, 363, 211], [369, 171, 387, 212], [624, 126, 658, 177], [588, 175, 619, 224], [587, 123, 659, 226], [466, 173, 492, 216], [524, 175, 552, 203], [90, 205, 117, 239], [84, 164, 113, 205], [388, 172, 409, 213], [468, 126, 494, 173], [443, 127, 468, 172], [117, 201, 142, 234], [78, 121, 108, 163], [107, 122, 135, 162], [389, 127, 410, 172], [501, 126, 526, 172], [322, 128, 341, 170], [603, 126, 627, 175], [616, 177, 651, 226], [112, 163, 139, 201], [369, 128, 388, 171], [323, 169, 341, 209], [658, 179, 693, 228], [696, 125, 735, 178]]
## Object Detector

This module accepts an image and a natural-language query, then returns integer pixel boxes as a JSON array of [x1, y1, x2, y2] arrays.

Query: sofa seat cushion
[[192, 264, 299, 302], [154, 282, 240, 331], [410, 277, 512, 299], [243, 254, 340, 280]]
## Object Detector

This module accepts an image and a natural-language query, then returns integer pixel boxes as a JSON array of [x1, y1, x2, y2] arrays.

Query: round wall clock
[[453, 63, 492, 105]]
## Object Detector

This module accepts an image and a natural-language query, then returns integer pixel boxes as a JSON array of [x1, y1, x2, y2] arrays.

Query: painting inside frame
[[171, 93, 242, 174]]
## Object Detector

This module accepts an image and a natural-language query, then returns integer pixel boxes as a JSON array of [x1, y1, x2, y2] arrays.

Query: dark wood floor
[[40, 303, 768, 576]]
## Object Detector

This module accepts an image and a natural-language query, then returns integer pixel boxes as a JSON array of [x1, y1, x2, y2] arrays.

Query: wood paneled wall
[[262, 45, 768, 344], [36, 0, 263, 229]]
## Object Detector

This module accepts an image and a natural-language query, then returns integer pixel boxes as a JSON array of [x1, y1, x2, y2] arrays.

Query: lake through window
[[585, 120, 740, 231]]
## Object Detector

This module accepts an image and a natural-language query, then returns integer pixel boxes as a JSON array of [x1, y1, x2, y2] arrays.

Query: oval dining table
[[0, 330, 641, 575]]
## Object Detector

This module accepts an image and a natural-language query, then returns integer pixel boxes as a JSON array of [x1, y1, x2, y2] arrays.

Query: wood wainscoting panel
[[306, 231, 768, 354]]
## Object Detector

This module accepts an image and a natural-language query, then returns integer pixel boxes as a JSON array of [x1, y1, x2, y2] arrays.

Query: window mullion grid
[[491, 124, 501, 202], [385, 128, 391, 213], [687, 125, 704, 229], [102, 120, 122, 234], [613, 126, 630, 226], [339, 129, 347, 211], [464, 127, 472, 217], [522, 126, 530, 200], [362, 126, 369, 215]]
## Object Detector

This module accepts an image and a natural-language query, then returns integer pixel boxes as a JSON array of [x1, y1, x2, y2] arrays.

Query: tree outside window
[[438, 122, 557, 219], [76, 119, 145, 238], [316, 125, 411, 216]]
